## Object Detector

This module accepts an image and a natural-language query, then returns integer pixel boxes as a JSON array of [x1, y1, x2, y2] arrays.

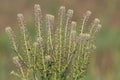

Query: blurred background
[[0, 0, 120, 80]]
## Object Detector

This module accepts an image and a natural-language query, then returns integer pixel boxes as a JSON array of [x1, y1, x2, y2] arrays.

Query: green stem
[[41, 48, 47, 78], [59, 16, 62, 73]]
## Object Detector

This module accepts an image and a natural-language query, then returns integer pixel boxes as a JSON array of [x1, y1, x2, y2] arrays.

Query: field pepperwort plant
[[5, 4, 101, 80]]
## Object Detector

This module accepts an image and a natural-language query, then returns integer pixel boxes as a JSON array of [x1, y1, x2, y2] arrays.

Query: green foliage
[[5, 4, 101, 80]]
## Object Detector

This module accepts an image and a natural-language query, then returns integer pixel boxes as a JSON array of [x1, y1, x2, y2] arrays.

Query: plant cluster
[[5, 4, 101, 80]]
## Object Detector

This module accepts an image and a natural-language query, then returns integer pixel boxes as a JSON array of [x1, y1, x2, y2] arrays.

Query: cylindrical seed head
[[5, 27, 14, 42], [46, 14, 54, 34], [67, 9, 74, 19], [46, 14, 54, 26], [17, 13, 27, 34], [34, 4, 42, 26], [34, 4, 41, 16], [59, 6, 66, 17], [5, 27, 17, 51], [81, 10, 92, 33], [17, 13, 25, 27]]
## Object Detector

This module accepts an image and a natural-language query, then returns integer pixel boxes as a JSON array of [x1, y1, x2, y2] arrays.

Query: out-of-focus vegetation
[[0, 0, 120, 80]]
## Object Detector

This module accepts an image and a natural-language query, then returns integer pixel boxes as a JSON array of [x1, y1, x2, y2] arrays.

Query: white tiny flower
[[45, 55, 53, 62], [34, 4, 41, 14], [79, 33, 90, 41], [67, 9, 74, 19], [46, 14, 54, 27], [34, 4, 42, 26], [17, 13, 25, 25], [59, 6, 66, 16], [94, 18, 100, 24], [85, 10, 92, 17], [71, 21, 77, 30], [95, 24, 102, 33], [13, 56, 21, 67]]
